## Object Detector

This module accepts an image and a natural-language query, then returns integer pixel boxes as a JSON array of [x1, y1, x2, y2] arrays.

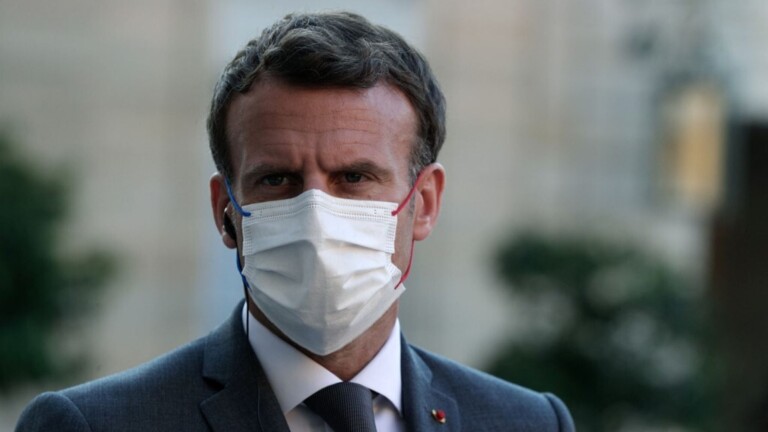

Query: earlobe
[[210, 172, 238, 249], [412, 163, 446, 241]]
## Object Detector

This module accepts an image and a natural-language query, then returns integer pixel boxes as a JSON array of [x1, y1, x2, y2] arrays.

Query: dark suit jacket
[[16, 303, 575, 431]]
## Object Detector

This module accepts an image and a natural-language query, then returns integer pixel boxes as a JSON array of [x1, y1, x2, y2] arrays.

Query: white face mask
[[227, 184, 415, 355]]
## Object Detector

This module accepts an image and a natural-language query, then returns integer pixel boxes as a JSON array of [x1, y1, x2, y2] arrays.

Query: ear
[[412, 163, 446, 241], [210, 172, 238, 249]]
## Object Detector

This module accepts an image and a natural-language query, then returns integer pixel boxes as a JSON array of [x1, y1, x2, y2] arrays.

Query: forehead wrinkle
[[225, 81, 419, 181], [255, 126, 384, 136], [252, 111, 386, 133]]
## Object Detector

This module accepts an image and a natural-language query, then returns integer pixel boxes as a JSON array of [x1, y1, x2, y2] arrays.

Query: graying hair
[[207, 11, 446, 184]]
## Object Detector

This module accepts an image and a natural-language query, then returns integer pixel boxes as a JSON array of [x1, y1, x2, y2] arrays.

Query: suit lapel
[[199, 303, 290, 432], [197, 306, 462, 431], [401, 338, 460, 432]]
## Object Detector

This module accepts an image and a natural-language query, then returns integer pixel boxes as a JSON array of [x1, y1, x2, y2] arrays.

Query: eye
[[344, 172, 364, 183], [261, 174, 287, 186]]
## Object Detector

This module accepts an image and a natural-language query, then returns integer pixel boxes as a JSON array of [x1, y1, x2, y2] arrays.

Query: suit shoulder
[[410, 345, 575, 431], [410, 344, 540, 398], [15, 392, 91, 432], [18, 336, 215, 432], [64, 335, 209, 402]]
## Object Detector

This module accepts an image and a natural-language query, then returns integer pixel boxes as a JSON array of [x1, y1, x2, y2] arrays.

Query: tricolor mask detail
[[226, 178, 419, 355]]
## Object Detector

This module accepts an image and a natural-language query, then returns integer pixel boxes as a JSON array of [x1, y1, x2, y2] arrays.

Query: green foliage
[[486, 232, 720, 431], [0, 132, 115, 391]]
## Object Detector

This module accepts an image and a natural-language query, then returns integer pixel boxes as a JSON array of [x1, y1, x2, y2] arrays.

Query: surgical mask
[[226, 181, 417, 355]]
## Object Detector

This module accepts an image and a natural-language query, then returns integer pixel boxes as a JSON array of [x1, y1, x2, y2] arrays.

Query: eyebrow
[[241, 163, 295, 185], [336, 160, 393, 182], [239, 159, 394, 184]]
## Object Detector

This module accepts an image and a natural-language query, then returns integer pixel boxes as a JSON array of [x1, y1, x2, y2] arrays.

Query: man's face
[[211, 77, 443, 280]]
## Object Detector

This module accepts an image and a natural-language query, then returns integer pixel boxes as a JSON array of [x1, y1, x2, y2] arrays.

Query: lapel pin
[[431, 408, 447, 424]]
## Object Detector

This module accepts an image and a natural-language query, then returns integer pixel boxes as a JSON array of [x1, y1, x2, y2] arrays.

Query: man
[[17, 11, 574, 431]]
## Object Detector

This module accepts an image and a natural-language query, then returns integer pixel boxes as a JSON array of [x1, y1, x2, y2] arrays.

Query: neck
[[247, 297, 398, 381]]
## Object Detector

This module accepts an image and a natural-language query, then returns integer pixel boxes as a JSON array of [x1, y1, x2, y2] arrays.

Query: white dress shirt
[[242, 305, 405, 432]]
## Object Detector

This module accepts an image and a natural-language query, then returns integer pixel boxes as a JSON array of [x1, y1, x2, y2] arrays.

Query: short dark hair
[[207, 11, 446, 183]]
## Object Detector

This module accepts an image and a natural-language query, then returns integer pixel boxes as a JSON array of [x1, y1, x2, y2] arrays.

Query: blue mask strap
[[236, 253, 250, 289], [224, 177, 251, 288], [240, 253, 251, 340], [224, 177, 252, 217]]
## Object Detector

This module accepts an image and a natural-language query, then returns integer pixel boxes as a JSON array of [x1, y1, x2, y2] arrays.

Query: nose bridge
[[297, 144, 334, 195], [302, 170, 329, 194]]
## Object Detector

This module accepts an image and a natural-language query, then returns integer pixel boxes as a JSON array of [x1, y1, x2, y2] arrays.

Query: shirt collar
[[242, 304, 402, 415]]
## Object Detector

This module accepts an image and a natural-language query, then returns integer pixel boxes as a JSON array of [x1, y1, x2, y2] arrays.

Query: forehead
[[224, 78, 418, 170]]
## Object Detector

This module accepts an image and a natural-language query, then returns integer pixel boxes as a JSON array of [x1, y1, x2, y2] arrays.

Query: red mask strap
[[395, 239, 415, 289], [392, 170, 427, 288], [391, 170, 428, 216]]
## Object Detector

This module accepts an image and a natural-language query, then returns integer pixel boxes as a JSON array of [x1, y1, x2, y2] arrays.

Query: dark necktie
[[304, 382, 377, 432]]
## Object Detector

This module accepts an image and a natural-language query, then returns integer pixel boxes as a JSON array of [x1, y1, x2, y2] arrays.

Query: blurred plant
[[486, 232, 721, 431], [0, 131, 115, 391]]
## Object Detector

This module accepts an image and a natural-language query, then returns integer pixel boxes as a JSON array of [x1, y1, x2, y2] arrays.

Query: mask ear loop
[[225, 177, 251, 217], [238, 253, 251, 337], [225, 177, 253, 335], [391, 170, 428, 289], [391, 171, 425, 216], [225, 177, 252, 290]]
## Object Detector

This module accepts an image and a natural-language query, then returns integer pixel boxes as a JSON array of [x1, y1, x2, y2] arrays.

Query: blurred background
[[1, 0, 767, 430]]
